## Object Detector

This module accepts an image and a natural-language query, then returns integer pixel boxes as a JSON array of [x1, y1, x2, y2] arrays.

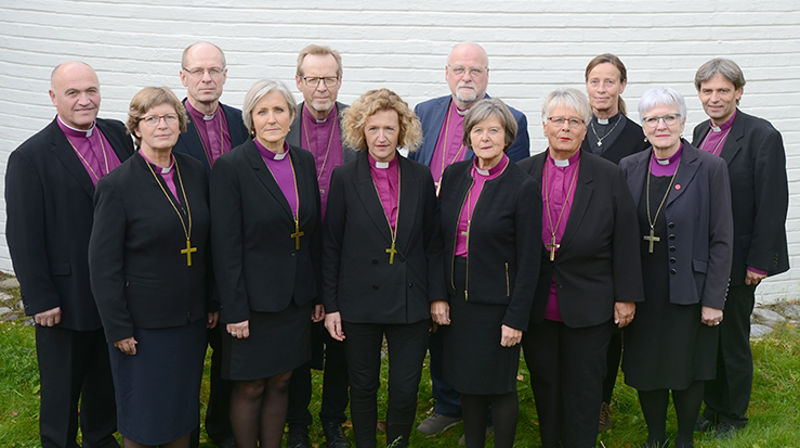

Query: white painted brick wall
[[1, 1, 798, 303]]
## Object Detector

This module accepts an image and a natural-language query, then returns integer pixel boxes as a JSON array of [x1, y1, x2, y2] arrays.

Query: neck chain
[[543, 157, 580, 261], [68, 134, 110, 182], [264, 153, 304, 250], [644, 153, 681, 254], [590, 115, 622, 147], [303, 108, 337, 188], [143, 155, 196, 266], [371, 164, 402, 265], [701, 126, 731, 157], [440, 104, 467, 178], [192, 110, 225, 167]]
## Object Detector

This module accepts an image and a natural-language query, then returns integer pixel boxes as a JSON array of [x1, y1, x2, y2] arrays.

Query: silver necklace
[[590, 115, 622, 147]]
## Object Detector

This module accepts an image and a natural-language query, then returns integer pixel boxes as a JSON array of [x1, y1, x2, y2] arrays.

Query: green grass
[[1, 319, 799, 447]]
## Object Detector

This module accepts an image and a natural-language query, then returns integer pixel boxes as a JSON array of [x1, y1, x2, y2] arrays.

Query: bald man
[[6, 62, 134, 448], [411, 42, 529, 437]]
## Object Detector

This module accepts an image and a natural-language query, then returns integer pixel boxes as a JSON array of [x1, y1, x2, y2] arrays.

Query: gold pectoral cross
[[385, 240, 398, 265], [643, 228, 660, 254], [291, 219, 305, 250], [181, 239, 198, 266], [545, 235, 560, 262]]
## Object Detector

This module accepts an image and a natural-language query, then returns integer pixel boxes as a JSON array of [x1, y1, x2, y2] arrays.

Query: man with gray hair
[[691, 57, 789, 438]]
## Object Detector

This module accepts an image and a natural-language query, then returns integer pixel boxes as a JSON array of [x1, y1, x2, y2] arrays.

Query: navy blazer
[[287, 101, 359, 164], [620, 142, 734, 309], [6, 118, 134, 331], [89, 152, 212, 343], [173, 100, 249, 175], [692, 109, 789, 285], [411, 95, 530, 165], [322, 151, 445, 324], [439, 158, 541, 331], [580, 114, 649, 165], [518, 151, 644, 328], [210, 140, 322, 324]]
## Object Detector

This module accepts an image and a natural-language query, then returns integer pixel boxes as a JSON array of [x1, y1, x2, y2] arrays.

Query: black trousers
[[703, 284, 756, 427], [523, 319, 611, 448], [35, 326, 118, 448], [287, 322, 350, 427], [342, 320, 429, 448], [204, 324, 234, 441]]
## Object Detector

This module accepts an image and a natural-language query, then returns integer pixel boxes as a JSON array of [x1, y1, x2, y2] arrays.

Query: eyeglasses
[[182, 67, 225, 77], [141, 114, 179, 127], [448, 65, 487, 77], [547, 116, 585, 129], [642, 113, 681, 128], [301, 76, 339, 87]]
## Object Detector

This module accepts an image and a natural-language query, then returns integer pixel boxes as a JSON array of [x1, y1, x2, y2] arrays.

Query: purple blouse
[[255, 139, 299, 217], [368, 153, 400, 230], [455, 154, 510, 257], [138, 150, 180, 204]]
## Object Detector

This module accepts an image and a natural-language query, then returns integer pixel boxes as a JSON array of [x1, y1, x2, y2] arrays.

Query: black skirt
[[108, 318, 206, 445], [442, 257, 521, 395], [222, 302, 312, 380]]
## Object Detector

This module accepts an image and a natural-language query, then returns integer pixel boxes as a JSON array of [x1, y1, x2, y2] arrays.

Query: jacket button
[[670, 257, 676, 263], [668, 234, 676, 241], [669, 246, 676, 252], [372, 259, 378, 265], [290, 252, 296, 257], [372, 284, 378, 290], [408, 282, 414, 288], [668, 222, 675, 229], [670, 268, 677, 275]]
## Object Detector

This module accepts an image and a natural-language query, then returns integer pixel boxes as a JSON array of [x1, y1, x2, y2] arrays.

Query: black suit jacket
[[287, 101, 358, 164], [692, 109, 789, 285], [620, 142, 734, 309], [581, 115, 649, 165], [518, 151, 644, 328], [5, 118, 134, 331], [173, 100, 249, 175], [439, 158, 541, 331], [211, 140, 322, 324], [89, 152, 212, 343], [322, 151, 445, 324]]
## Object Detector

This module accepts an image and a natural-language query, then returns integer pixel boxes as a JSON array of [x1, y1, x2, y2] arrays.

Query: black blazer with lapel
[[89, 152, 212, 343], [5, 117, 134, 331], [518, 151, 644, 328], [322, 151, 445, 324], [173, 100, 250, 175], [581, 115, 649, 165], [620, 142, 734, 309], [287, 101, 358, 164], [211, 140, 322, 324], [692, 109, 789, 285], [439, 158, 541, 331]]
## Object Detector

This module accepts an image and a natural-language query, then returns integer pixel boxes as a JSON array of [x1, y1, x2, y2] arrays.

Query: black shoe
[[322, 421, 350, 448], [210, 435, 236, 448], [694, 415, 713, 432], [713, 421, 739, 439], [287, 424, 311, 448]]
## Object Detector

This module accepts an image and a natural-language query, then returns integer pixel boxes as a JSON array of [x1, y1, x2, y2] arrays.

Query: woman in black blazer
[[323, 88, 444, 448], [210, 79, 322, 448], [517, 88, 644, 448], [619, 88, 733, 448], [89, 87, 216, 448], [436, 98, 540, 448], [581, 54, 650, 431]]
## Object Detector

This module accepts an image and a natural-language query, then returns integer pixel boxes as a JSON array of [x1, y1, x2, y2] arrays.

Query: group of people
[[5, 40, 789, 448]]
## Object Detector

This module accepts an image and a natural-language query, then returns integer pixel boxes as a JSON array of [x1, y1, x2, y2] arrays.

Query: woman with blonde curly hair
[[323, 88, 445, 447]]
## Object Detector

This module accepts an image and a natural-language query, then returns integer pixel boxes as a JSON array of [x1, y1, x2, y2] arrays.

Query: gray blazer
[[619, 141, 734, 309]]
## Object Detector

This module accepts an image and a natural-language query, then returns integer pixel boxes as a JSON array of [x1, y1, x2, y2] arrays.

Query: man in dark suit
[[5, 61, 134, 448], [691, 58, 790, 437], [411, 41, 530, 437], [172, 41, 248, 448], [284, 44, 354, 448]]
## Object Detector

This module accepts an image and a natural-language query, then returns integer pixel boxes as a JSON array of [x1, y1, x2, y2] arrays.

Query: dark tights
[[230, 371, 293, 448], [637, 380, 703, 448], [122, 434, 189, 448], [461, 391, 518, 448]]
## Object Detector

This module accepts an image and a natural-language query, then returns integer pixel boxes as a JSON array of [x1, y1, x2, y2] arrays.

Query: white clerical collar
[[475, 167, 490, 176], [374, 161, 390, 169], [203, 113, 215, 121], [58, 115, 95, 137], [554, 158, 570, 167], [655, 157, 671, 165], [274, 152, 287, 161], [597, 118, 609, 125]]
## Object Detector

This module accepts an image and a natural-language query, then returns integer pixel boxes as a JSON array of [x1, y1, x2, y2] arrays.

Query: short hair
[[241, 79, 297, 134], [342, 88, 422, 152], [694, 58, 746, 91], [637, 87, 687, 124], [541, 88, 592, 126], [181, 41, 226, 68], [462, 98, 518, 151], [296, 44, 342, 78], [126, 87, 187, 146], [585, 53, 628, 116]]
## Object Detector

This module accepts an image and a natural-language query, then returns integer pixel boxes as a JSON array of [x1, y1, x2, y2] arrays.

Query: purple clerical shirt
[[542, 150, 581, 322], [649, 144, 683, 177], [301, 104, 343, 218], [698, 110, 736, 157], [368, 153, 400, 230], [138, 151, 180, 204], [455, 154, 510, 257], [430, 100, 469, 187], [57, 116, 121, 186], [255, 139, 299, 217], [185, 101, 232, 167]]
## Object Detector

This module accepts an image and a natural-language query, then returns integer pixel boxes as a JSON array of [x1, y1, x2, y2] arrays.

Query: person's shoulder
[[516, 151, 545, 173], [414, 95, 450, 113], [96, 117, 127, 132], [13, 119, 59, 156], [174, 150, 205, 170], [220, 102, 244, 115], [735, 110, 780, 136]]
